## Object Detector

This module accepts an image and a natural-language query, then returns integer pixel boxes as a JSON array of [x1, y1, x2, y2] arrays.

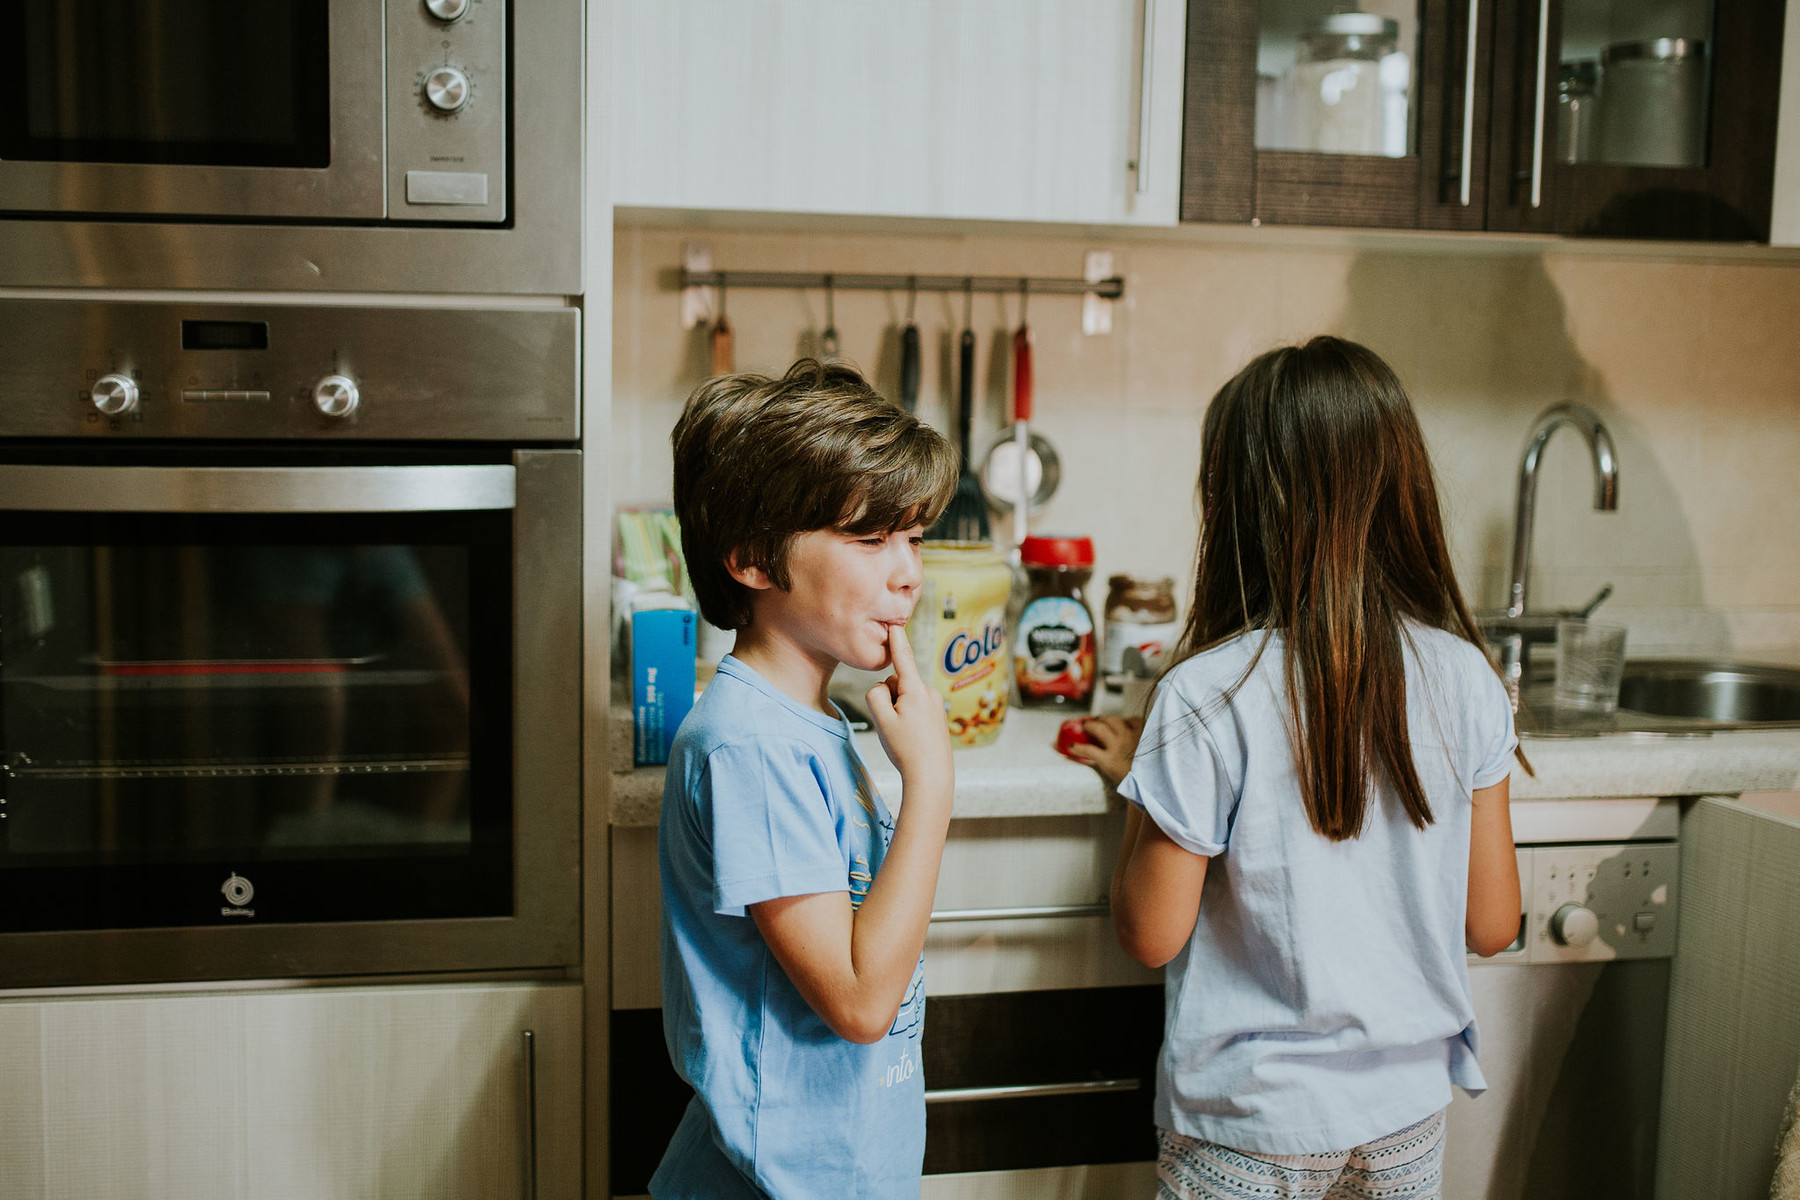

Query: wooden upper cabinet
[[1181, 0, 1788, 240], [1180, 0, 1496, 230], [1485, 0, 1788, 240], [611, 0, 1189, 226]]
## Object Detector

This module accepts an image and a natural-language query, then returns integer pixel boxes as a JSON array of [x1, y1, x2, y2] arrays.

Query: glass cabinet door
[[1183, 0, 1494, 229], [0, 509, 514, 931], [1487, 0, 1786, 239]]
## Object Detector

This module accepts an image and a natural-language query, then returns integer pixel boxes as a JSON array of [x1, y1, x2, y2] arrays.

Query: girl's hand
[[1065, 716, 1143, 790]]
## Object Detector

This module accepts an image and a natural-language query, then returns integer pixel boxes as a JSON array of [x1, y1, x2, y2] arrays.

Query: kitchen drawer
[[613, 815, 1159, 1012], [610, 985, 1161, 1193], [923, 986, 1161, 1175]]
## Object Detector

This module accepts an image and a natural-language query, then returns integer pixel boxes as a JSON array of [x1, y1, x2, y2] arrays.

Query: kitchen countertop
[[607, 703, 1800, 828]]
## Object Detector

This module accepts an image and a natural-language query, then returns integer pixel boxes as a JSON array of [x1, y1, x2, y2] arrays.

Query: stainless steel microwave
[[0, 0, 510, 225]]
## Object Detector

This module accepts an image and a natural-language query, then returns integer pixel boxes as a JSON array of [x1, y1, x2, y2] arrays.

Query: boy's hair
[[672, 358, 959, 631], [1165, 336, 1498, 842]]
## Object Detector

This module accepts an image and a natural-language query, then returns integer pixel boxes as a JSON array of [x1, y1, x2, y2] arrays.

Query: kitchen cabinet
[[1182, 0, 1789, 240], [0, 981, 580, 1200], [1766, 0, 1800, 244], [611, 0, 1188, 226], [1654, 796, 1800, 1200], [1485, 0, 1787, 239], [608, 815, 1158, 1198], [1182, 0, 1494, 230]]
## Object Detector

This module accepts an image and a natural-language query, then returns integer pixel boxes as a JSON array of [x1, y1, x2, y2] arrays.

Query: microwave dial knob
[[424, 0, 469, 21], [1550, 902, 1599, 948], [91, 373, 139, 416], [423, 66, 470, 113], [313, 375, 360, 418]]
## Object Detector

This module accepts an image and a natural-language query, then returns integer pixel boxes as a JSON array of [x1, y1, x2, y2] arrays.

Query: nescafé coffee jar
[[1014, 535, 1097, 708]]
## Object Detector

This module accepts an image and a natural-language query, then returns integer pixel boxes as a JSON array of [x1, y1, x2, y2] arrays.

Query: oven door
[[0, 0, 384, 220], [0, 452, 579, 987]]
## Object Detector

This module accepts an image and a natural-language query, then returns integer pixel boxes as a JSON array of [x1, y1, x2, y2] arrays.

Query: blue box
[[633, 607, 697, 766]]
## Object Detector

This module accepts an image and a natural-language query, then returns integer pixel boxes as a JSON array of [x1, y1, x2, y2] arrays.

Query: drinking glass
[[1554, 620, 1629, 713]]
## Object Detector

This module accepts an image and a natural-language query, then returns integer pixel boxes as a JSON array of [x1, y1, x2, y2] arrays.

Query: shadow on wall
[[1333, 252, 1724, 651]]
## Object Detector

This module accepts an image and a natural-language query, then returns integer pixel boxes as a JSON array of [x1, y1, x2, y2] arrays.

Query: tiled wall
[[613, 220, 1800, 657]]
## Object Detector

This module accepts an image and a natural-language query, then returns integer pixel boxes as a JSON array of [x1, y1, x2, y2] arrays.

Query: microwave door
[[0, 0, 385, 220]]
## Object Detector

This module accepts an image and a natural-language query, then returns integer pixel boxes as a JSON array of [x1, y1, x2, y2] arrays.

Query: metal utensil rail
[[678, 269, 1124, 300]]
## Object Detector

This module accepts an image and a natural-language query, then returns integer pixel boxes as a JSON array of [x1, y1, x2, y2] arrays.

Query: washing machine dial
[[1550, 903, 1600, 947], [424, 0, 469, 20]]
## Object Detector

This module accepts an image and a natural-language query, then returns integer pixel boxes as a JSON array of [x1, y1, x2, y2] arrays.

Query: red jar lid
[[1020, 535, 1095, 567]]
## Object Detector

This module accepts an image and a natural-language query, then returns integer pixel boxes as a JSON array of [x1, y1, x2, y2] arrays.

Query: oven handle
[[0, 464, 516, 513]]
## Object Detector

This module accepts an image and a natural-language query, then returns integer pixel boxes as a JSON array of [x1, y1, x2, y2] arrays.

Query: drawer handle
[[925, 1078, 1141, 1104], [522, 1029, 538, 1200], [929, 901, 1110, 924]]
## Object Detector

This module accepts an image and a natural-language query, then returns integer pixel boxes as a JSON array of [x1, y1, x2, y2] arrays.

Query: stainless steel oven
[[2, 0, 507, 224], [0, 297, 580, 988]]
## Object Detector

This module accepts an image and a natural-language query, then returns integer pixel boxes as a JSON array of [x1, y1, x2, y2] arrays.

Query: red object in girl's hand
[[1054, 717, 1095, 761]]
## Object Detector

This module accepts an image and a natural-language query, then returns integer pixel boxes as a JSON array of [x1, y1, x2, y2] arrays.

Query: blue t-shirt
[[652, 655, 927, 1200], [1118, 622, 1517, 1156]]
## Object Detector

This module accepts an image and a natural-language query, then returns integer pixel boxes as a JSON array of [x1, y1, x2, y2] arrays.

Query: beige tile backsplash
[[614, 221, 1800, 657]]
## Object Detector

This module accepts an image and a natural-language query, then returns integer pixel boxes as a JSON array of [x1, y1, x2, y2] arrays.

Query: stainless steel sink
[[1518, 659, 1800, 737], [1617, 660, 1800, 723]]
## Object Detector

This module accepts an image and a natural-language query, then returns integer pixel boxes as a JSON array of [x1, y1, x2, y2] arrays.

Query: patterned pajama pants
[[1155, 1109, 1446, 1200]]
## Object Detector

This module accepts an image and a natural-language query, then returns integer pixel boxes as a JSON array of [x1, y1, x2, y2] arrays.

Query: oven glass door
[[0, 501, 512, 931], [0, 0, 384, 218]]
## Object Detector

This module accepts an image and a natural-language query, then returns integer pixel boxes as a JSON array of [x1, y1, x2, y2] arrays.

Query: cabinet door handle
[[1133, 0, 1156, 195], [1459, 0, 1480, 205], [930, 901, 1111, 923], [521, 1029, 539, 1200], [925, 1077, 1141, 1104], [1529, 0, 1551, 207]]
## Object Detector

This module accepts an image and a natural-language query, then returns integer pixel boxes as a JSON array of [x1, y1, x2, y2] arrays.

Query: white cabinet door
[[0, 982, 581, 1200], [1655, 797, 1800, 1200], [612, 0, 1187, 226]]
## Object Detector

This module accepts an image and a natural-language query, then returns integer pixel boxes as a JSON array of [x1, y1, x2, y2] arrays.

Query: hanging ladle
[[980, 279, 1060, 528]]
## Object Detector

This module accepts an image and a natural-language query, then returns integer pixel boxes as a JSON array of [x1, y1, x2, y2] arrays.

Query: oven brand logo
[[221, 873, 256, 917]]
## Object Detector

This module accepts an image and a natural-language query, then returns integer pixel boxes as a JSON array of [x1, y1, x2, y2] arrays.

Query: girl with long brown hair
[[1067, 337, 1522, 1200]]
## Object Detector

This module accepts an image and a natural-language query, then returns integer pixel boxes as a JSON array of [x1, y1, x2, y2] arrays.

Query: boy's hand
[[1065, 716, 1143, 790], [865, 623, 953, 802]]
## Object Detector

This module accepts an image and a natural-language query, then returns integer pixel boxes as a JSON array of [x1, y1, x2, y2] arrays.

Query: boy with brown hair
[[652, 359, 960, 1200]]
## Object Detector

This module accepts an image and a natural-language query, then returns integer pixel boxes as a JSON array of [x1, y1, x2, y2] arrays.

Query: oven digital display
[[181, 320, 270, 351], [0, 0, 330, 168]]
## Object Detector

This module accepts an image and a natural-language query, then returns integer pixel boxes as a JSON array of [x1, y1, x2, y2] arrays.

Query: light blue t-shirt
[[652, 655, 927, 1200], [1118, 622, 1517, 1156]]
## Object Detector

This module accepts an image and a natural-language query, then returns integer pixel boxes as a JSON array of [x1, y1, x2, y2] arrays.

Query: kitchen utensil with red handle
[[1011, 322, 1033, 546], [710, 313, 733, 376]]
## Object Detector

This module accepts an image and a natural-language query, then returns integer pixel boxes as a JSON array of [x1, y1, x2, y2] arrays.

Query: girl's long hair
[[1170, 336, 1495, 841]]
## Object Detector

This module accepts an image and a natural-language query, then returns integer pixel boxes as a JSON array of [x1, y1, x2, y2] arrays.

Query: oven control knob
[[423, 66, 470, 113], [91, 373, 139, 416], [424, 0, 469, 21], [1550, 903, 1600, 948], [313, 375, 360, 418]]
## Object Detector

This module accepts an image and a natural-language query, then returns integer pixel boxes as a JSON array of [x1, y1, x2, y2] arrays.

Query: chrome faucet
[[1506, 402, 1619, 619]]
